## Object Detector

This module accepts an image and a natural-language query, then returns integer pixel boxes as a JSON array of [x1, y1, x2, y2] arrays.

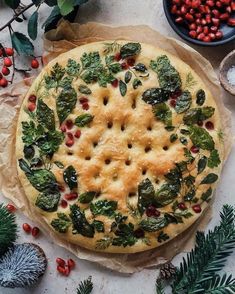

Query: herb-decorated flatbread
[[16, 41, 224, 253]]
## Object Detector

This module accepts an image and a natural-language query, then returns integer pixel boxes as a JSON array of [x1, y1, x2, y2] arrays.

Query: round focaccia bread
[[16, 41, 224, 253]]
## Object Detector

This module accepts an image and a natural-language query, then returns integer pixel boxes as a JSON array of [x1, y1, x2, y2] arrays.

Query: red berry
[[114, 52, 121, 61], [0, 78, 8, 88], [79, 97, 89, 104], [65, 119, 73, 130], [82, 102, 89, 110], [64, 192, 78, 201], [32, 227, 40, 237], [56, 258, 66, 267], [67, 258, 75, 270], [64, 266, 70, 276], [23, 223, 31, 233], [28, 94, 37, 103], [205, 121, 214, 130], [111, 79, 119, 88], [4, 57, 12, 67], [170, 99, 177, 107], [5, 48, 14, 56], [74, 129, 81, 138], [57, 265, 66, 275], [192, 204, 202, 213], [28, 102, 36, 112], [146, 205, 160, 217], [190, 145, 199, 153], [61, 199, 68, 208], [2, 66, 10, 76], [178, 202, 187, 210], [6, 203, 16, 213], [127, 58, 135, 66], [31, 59, 39, 69]]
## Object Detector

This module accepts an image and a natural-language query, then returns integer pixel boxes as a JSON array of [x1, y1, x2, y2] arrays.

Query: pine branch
[[77, 276, 93, 294], [156, 279, 166, 294], [203, 274, 235, 294], [171, 205, 235, 294]]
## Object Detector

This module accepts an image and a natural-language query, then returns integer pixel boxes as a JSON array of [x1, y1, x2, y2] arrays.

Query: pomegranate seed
[[197, 33, 205, 40], [4, 57, 12, 67], [171, 4, 178, 14], [0, 78, 8, 88], [171, 89, 182, 99], [57, 265, 66, 275], [146, 205, 160, 217], [192, 204, 202, 213], [56, 258, 66, 267], [195, 12, 202, 18], [210, 25, 218, 32], [23, 223, 31, 233], [65, 119, 73, 130], [209, 32, 216, 40], [189, 8, 195, 14], [2, 66, 10, 76], [207, 0, 215, 7], [74, 129, 81, 138], [206, 14, 212, 23], [82, 102, 89, 110], [6, 203, 16, 213], [201, 18, 207, 25], [203, 26, 209, 34], [190, 146, 199, 153], [228, 18, 235, 26], [134, 228, 145, 238], [67, 132, 73, 140], [170, 99, 177, 107], [226, 5, 232, 12], [127, 58, 135, 66], [79, 97, 88, 104], [212, 18, 220, 26], [185, 13, 194, 22], [121, 62, 129, 70], [220, 12, 230, 20], [181, 4, 188, 14], [111, 79, 119, 88], [196, 25, 203, 33], [28, 94, 37, 103], [215, 30, 223, 39], [64, 192, 78, 201], [231, 2, 235, 10], [114, 52, 121, 61], [61, 199, 68, 208], [216, 1, 222, 7], [66, 138, 74, 147], [196, 18, 201, 25], [67, 259, 75, 269], [205, 121, 214, 130], [60, 124, 67, 132], [5, 48, 14, 56], [31, 59, 39, 69], [32, 227, 40, 237], [203, 35, 211, 42], [192, 0, 201, 9], [189, 23, 197, 30], [189, 30, 197, 38], [197, 120, 203, 126], [28, 102, 36, 112], [59, 185, 65, 192], [178, 202, 187, 210]]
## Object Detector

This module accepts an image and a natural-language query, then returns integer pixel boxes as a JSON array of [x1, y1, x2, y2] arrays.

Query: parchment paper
[[0, 21, 232, 273]]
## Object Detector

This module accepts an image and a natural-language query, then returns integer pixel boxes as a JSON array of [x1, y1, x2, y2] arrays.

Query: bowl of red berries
[[163, 0, 235, 46]]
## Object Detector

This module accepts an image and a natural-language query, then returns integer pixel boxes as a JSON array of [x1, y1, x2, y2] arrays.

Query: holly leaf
[[4, 0, 20, 9], [28, 11, 38, 40], [57, 0, 76, 16], [11, 32, 34, 56]]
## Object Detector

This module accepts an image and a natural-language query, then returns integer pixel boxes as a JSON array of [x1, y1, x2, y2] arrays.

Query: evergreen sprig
[[0, 204, 17, 256], [156, 205, 235, 294], [77, 276, 93, 294]]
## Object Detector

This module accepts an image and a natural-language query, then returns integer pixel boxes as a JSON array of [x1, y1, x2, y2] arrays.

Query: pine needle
[[77, 276, 93, 294], [156, 279, 166, 294], [203, 274, 235, 294]]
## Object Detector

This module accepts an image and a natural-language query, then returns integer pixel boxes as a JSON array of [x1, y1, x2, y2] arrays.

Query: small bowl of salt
[[219, 50, 235, 96]]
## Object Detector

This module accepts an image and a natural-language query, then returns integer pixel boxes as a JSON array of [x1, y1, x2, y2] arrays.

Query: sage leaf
[[119, 80, 127, 97], [137, 178, 155, 214], [120, 42, 141, 59], [150, 55, 182, 92], [56, 87, 77, 124], [155, 183, 178, 207], [142, 88, 169, 105], [35, 191, 60, 212], [79, 191, 96, 204], [198, 156, 208, 174], [188, 125, 215, 150], [139, 217, 168, 232], [208, 149, 221, 168], [175, 90, 192, 113], [36, 99, 55, 130], [196, 89, 206, 106], [75, 114, 93, 127], [63, 165, 78, 190], [28, 11, 38, 41], [125, 71, 132, 83], [133, 78, 142, 89], [11, 32, 34, 56], [152, 103, 172, 126], [200, 173, 218, 184]]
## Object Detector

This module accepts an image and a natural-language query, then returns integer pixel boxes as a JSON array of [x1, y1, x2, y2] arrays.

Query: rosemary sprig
[[77, 276, 93, 294], [103, 41, 121, 54], [184, 72, 197, 90]]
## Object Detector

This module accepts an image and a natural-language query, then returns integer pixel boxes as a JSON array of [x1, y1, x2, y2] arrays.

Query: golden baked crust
[[16, 41, 224, 253]]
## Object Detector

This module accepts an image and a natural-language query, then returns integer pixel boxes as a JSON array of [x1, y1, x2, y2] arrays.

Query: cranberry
[[31, 59, 39, 69], [22, 223, 31, 233], [28, 102, 36, 112], [79, 97, 88, 104], [127, 58, 135, 66], [4, 57, 12, 67], [32, 227, 40, 237], [74, 129, 81, 138], [121, 62, 129, 70], [178, 202, 187, 210], [60, 199, 68, 208], [192, 204, 202, 213], [82, 102, 89, 110], [67, 258, 75, 269], [205, 121, 214, 130], [65, 119, 73, 130], [146, 205, 160, 217], [64, 192, 78, 201], [2, 66, 10, 76], [0, 78, 8, 88], [190, 146, 199, 153], [5, 48, 14, 56], [111, 79, 119, 88], [6, 203, 16, 213], [114, 52, 121, 61], [56, 258, 66, 267], [134, 228, 145, 238]]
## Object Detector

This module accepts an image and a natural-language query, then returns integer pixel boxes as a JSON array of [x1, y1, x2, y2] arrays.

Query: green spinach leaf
[[188, 125, 215, 150], [142, 88, 169, 105], [92, 220, 104, 233], [79, 191, 96, 204], [75, 114, 93, 127], [183, 107, 215, 125], [35, 191, 60, 212], [63, 165, 78, 190], [137, 178, 155, 214], [120, 42, 141, 59]]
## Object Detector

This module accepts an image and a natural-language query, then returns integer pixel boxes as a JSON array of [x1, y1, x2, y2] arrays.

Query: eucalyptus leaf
[[28, 11, 38, 40], [196, 89, 206, 106], [142, 88, 169, 105], [124, 71, 132, 84], [198, 156, 208, 174], [79, 191, 96, 204], [11, 32, 34, 56], [42, 6, 61, 29], [119, 80, 127, 97], [175, 90, 192, 114]]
